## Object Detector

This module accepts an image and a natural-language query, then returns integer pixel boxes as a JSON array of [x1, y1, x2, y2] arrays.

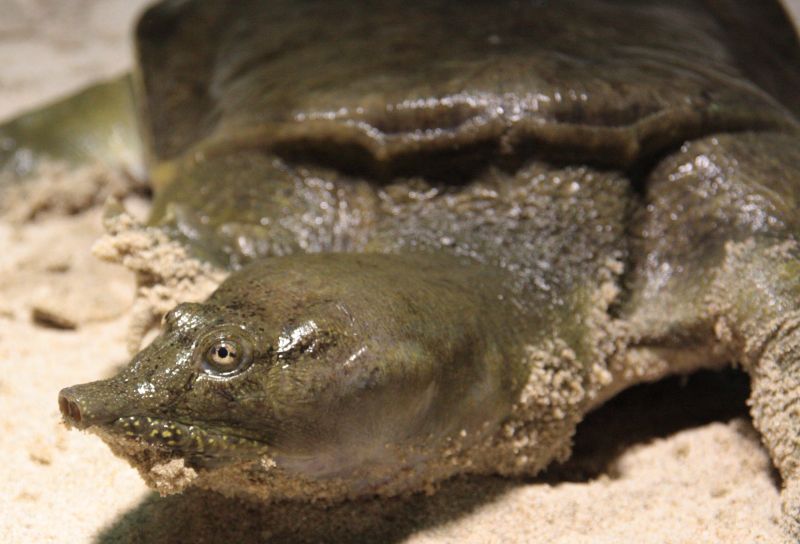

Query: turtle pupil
[[218, 346, 229, 358]]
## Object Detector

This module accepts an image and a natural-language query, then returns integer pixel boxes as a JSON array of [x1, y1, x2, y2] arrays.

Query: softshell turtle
[[4, 0, 800, 536]]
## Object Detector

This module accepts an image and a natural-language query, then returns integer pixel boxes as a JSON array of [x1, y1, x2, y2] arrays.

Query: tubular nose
[[58, 379, 134, 429], [58, 388, 87, 428]]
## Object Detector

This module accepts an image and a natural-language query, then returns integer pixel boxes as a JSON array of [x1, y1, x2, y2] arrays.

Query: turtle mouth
[[109, 415, 269, 462]]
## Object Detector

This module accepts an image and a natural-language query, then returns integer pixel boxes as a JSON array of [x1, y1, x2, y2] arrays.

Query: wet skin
[[34, 0, 800, 536], [61, 253, 533, 478]]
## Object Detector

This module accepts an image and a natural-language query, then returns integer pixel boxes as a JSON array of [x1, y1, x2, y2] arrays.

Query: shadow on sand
[[95, 369, 751, 543]]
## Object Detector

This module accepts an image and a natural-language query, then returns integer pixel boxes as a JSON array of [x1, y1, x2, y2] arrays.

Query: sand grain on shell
[[0, 0, 793, 542]]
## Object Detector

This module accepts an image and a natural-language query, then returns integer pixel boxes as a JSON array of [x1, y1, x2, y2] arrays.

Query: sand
[[1, 1, 797, 542]]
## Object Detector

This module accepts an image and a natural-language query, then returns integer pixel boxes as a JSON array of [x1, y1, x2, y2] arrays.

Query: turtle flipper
[[621, 131, 800, 538], [145, 150, 379, 269], [0, 75, 142, 181], [710, 240, 800, 540]]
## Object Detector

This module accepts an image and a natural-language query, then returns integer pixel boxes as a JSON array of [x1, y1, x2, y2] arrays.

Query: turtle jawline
[[109, 415, 269, 460]]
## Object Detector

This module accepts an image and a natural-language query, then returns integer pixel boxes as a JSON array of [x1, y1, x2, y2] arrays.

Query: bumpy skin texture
[[47, 0, 800, 538]]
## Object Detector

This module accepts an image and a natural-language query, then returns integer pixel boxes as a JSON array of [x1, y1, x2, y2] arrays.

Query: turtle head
[[59, 253, 516, 479], [58, 300, 275, 464]]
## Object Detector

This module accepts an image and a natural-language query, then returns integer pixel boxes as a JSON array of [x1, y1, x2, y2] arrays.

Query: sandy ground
[[1, 1, 798, 543]]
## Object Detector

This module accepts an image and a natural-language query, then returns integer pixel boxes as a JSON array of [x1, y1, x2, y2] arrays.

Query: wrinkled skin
[[4, 0, 796, 538]]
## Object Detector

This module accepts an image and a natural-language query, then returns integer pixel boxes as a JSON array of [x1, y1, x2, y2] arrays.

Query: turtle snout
[[58, 389, 85, 427], [58, 381, 129, 430]]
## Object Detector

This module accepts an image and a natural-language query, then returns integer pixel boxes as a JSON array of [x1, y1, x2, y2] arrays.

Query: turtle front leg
[[147, 150, 379, 268], [711, 240, 800, 540], [620, 131, 800, 539]]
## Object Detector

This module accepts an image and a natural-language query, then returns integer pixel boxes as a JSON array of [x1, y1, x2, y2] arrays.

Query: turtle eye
[[198, 332, 254, 376], [208, 341, 240, 368]]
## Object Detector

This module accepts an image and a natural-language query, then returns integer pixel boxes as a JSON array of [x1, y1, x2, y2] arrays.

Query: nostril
[[58, 392, 82, 425], [58, 393, 68, 418]]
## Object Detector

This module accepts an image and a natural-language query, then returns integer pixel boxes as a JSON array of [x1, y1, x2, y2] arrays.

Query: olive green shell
[[135, 0, 797, 181]]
